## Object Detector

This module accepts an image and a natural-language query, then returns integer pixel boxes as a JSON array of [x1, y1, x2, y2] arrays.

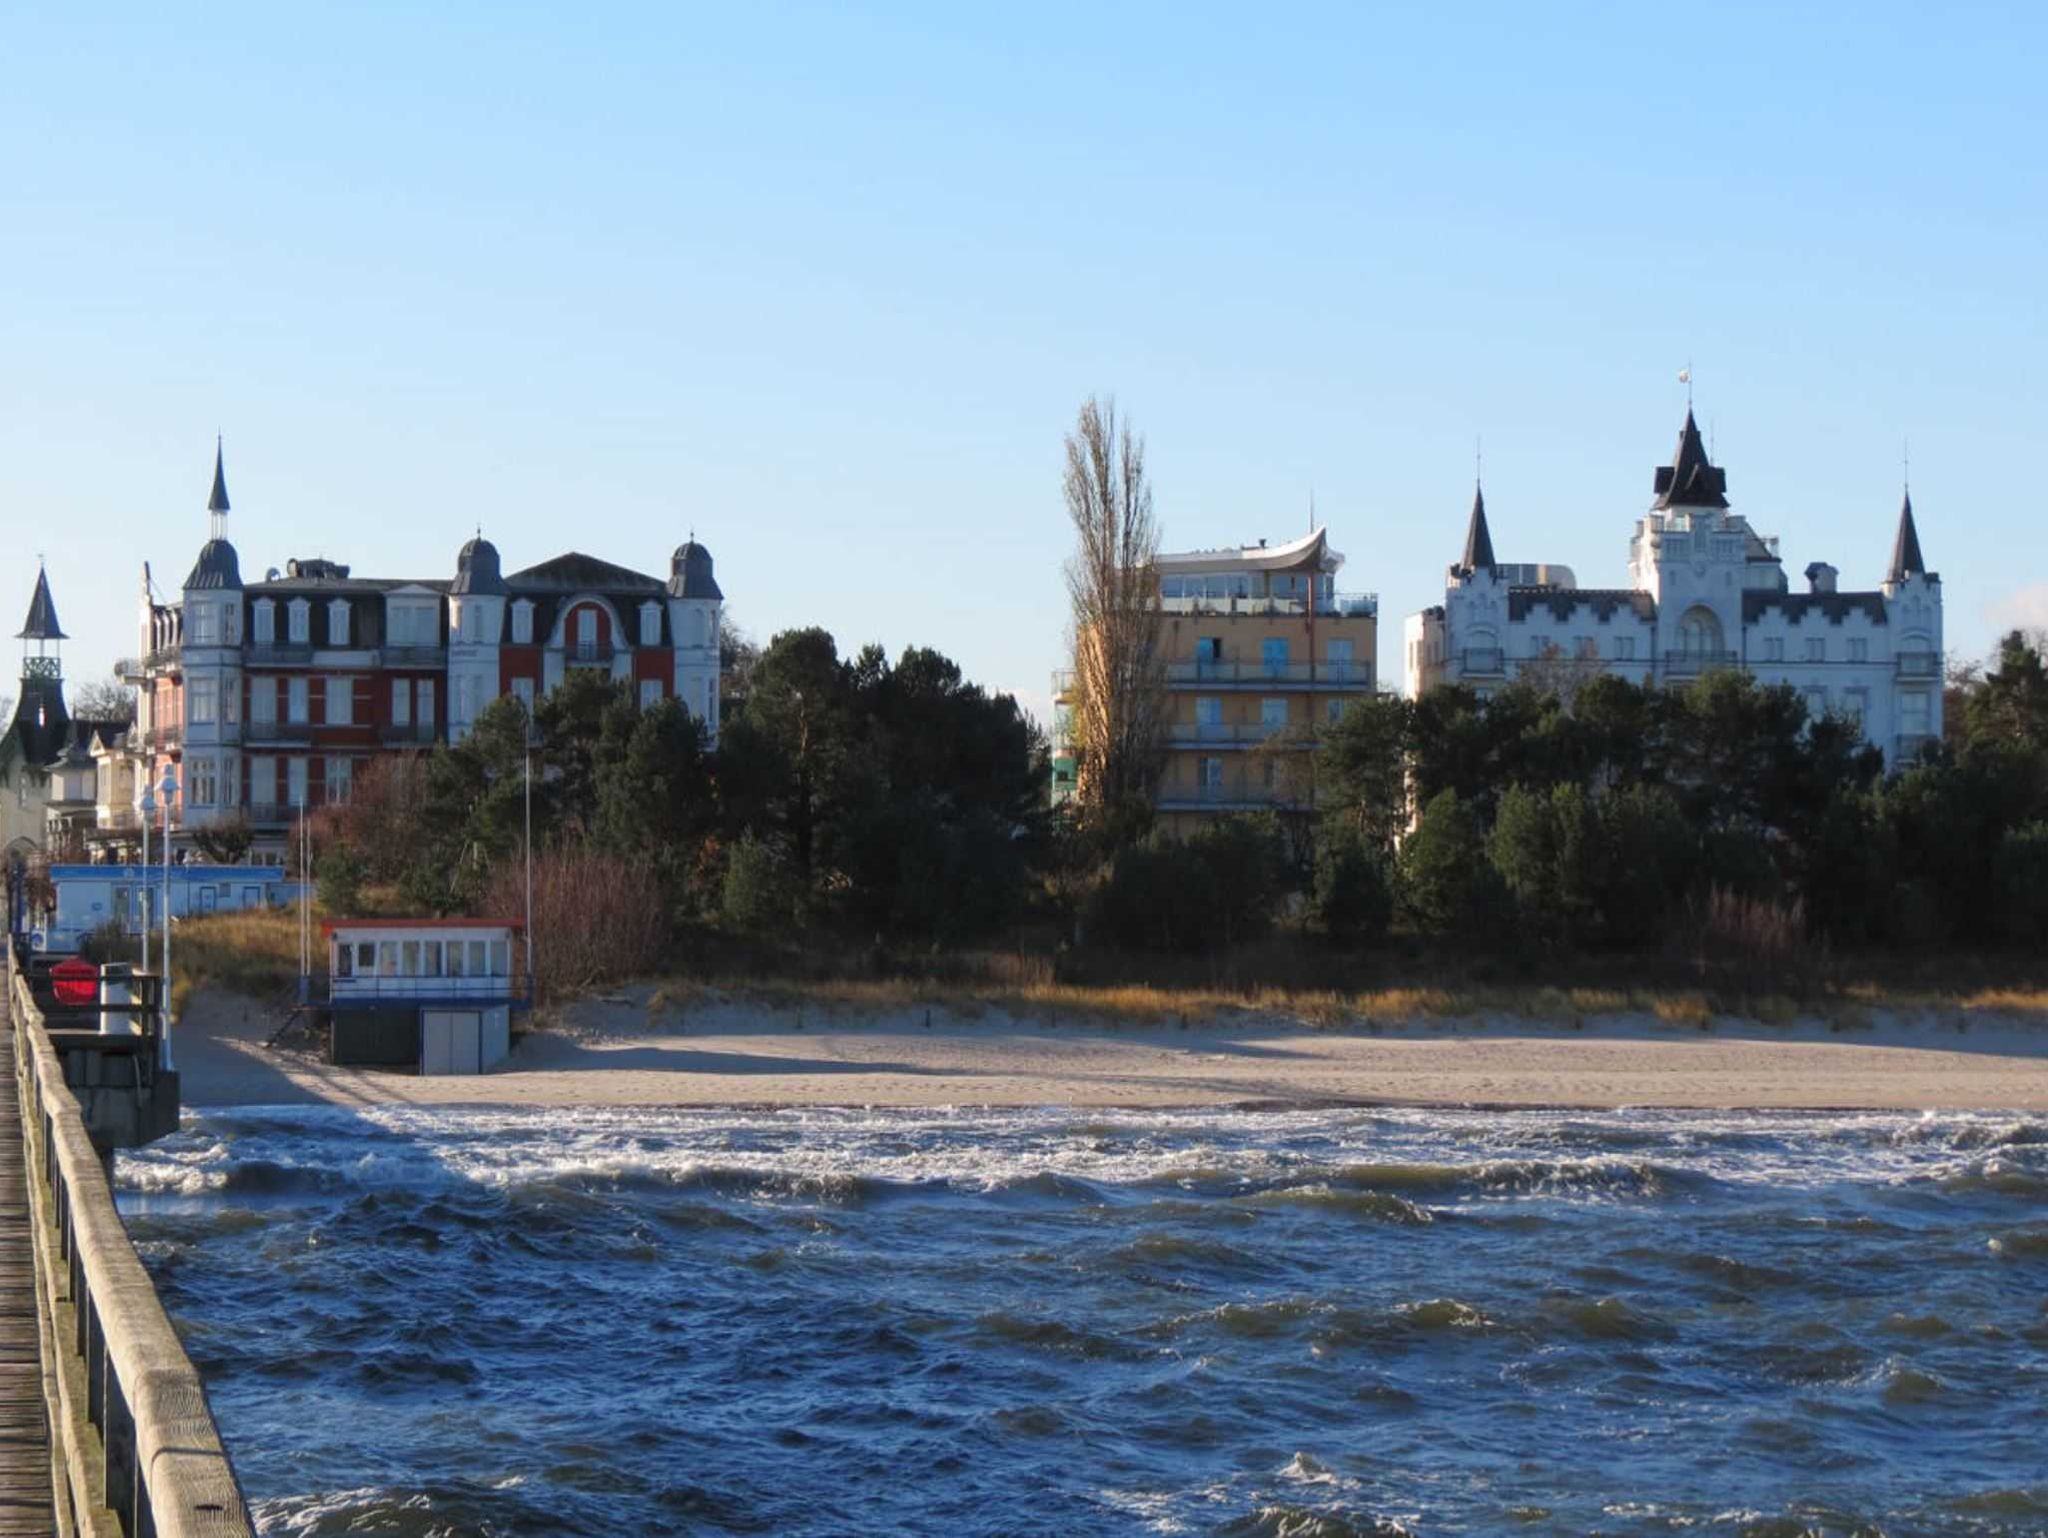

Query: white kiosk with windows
[[322, 918, 526, 1074]]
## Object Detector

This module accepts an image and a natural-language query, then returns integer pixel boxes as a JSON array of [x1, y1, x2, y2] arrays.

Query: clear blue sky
[[6, 3, 2043, 723]]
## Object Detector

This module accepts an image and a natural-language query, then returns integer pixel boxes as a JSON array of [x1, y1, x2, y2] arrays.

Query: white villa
[[1403, 410, 1943, 763]]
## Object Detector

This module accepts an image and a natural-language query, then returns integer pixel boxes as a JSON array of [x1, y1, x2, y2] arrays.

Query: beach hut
[[322, 917, 527, 1074]]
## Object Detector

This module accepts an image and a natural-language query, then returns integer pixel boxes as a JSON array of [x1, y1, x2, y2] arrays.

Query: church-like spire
[[15, 564, 66, 642], [1459, 481, 1496, 571], [208, 437, 230, 515], [1651, 408, 1729, 509], [1888, 488, 1927, 582]]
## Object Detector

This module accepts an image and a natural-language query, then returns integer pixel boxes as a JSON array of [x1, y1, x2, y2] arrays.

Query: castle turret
[[667, 538, 723, 744], [177, 440, 246, 830], [447, 534, 508, 739]]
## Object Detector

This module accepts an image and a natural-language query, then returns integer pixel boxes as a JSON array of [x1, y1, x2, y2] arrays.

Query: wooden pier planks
[[0, 979, 55, 1534]]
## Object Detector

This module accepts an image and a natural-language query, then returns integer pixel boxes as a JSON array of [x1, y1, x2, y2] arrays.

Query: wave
[[1214, 1503, 1416, 1538]]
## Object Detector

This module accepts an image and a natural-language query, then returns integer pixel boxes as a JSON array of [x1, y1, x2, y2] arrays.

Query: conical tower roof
[[1651, 409, 1729, 509], [1459, 483, 1495, 572], [15, 566, 65, 641], [1888, 489, 1927, 581], [207, 439, 231, 513]]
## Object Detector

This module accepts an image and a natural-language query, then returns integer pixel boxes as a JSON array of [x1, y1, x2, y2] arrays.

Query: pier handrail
[[8, 955, 251, 1538]]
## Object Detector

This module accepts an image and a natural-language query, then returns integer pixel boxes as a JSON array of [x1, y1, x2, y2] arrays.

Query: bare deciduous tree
[[1063, 397, 1167, 839], [70, 676, 136, 724]]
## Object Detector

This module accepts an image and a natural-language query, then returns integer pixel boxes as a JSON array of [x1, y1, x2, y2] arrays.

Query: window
[[1615, 637, 1636, 661], [1678, 606, 1724, 657], [1901, 692, 1931, 734], [378, 943, 399, 978], [325, 676, 353, 725], [1849, 638, 1869, 663], [335, 943, 353, 979], [417, 680, 435, 730], [402, 940, 420, 975], [225, 680, 240, 724], [489, 941, 509, 977], [253, 600, 275, 644], [576, 608, 599, 657], [1195, 696, 1222, 728], [392, 680, 411, 726], [188, 757, 217, 806], [188, 677, 217, 724], [220, 754, 238, 806], [328, 600, 350, 647], [1196, 637, 1223, 666], [250, 677, 276, 723], [250, 756, 276, 808], [639, 604, 660, 647], [446, 941, 467, 977], [1764, 637, 1785, 662], [287, 757, 308, 807], [422, 941, 443, 977], [1198, 756, 1224, 790], [388, 603, 436, 646], [511, 601, 534, 645], [511, 677, 536, 712], [288, 600, 310, 644], [1843, 688, 1868, 726], [1327, 698, 1345, 723], [1575, 636, 1597, 659], [1261, 637, 1290, 677], [639, 678, 661, 710], [1260, 698, 1288, 730], [189, 603, 216, 645], [1326, 638, 1354, 680], [1806, 637, 1825, 662], [1805, 688, 1828, 717], [225, 604, 241, 644], [455, 674, 478, 726], [326, 756, 352, 803]]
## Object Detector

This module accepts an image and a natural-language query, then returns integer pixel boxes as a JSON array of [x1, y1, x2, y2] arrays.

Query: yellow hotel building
[[1053, 527, 1379, 832]]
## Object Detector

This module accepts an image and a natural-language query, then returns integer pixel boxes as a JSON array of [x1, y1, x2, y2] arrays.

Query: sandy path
[[172, 988, 2048, 1112]]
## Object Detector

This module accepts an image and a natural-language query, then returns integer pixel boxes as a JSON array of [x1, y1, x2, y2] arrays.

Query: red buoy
[[50, 958, 99, 1008]]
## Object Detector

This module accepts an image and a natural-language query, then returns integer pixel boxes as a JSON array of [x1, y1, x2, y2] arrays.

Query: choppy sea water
[[118, 1106, 2048, 1537]]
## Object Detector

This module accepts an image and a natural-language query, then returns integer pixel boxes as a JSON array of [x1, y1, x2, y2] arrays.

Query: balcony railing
[[328, 974, 530, 1007], [1166, 660, 1374, 688], [115, 656, 147, 682], [379, 721, 439, 745], [1895, 733, 1939, 762], [1156, 592, 1378, 619], [246, 643, 315, 666], [566, 641, 616, 666], [245, 718, 315, 743], [1167, 722, 1296, 745], [1459, 648, 1505, 675], [149, 723, 182, 748], [244, 802, 299, 825], [1662, 650, 1740, 673], [378, 644, 448, 667], [145, 645, 182, 672], [1896, 653, 1941, 678], [1157, 783, 1316, 811], [1051, 669, 1076, 696]]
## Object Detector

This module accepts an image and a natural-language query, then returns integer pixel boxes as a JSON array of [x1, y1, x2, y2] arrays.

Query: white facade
[[1404, 412, 1943, 764]]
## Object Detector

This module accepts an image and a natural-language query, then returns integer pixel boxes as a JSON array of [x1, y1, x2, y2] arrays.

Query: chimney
[[1804, 561, 1837, 595]]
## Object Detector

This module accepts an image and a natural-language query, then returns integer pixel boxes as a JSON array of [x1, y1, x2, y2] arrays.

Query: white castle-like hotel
[[1404, 409, 1943, 763]]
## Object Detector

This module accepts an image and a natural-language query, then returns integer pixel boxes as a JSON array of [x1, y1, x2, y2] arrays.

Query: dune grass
[[166, 907, 309, 1017]]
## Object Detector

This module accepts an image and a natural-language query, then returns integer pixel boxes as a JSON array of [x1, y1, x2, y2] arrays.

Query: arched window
[[1678, 606, 1724, 657]]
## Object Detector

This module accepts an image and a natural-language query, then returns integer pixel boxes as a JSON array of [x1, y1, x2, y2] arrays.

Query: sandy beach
[[172, 986, 2048, 1111]]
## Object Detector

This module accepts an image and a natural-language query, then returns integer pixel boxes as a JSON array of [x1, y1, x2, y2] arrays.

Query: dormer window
[[511, 600, 534, 645], [253, 599, 275, 644], [639, 603, 660, 647], [288, 599, 310, 644], [328, 599, 351, 647]]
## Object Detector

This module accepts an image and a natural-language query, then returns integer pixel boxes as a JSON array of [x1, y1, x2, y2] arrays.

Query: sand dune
[[172, 986, 2048, 1112]]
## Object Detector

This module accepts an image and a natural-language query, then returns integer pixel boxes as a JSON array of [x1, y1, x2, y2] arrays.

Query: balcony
[[1051, 669, 1076, 697], [1166, 660, 1374, 689], [1156, 783, 1315, 812], [1662, 650, 1740, 674], [380, 721, 439, 745], [244, 802, 298, 826], [1894, 733, 1939, 762], [1156, 592, 1378, 619], [1896, 653, 1941, 679], [378, 644, 448, 668], [245, 718, 315, 744], [246, 644, 315, 667], [1459, 648, 1505, 676], [145, 645, 182, 672], [1167, 721, 1297, 746], [115, 656, 147, 683], [149, 724, 182, 749], [566, 642, 616, 667]]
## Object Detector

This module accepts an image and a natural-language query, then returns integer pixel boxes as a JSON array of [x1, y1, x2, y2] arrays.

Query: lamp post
[[524, 715, 539, 1003], [157, 765, 178, 1071], [139, 783, 153, 976]]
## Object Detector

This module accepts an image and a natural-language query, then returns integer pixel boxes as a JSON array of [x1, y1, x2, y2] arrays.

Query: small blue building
[[31, 863, 303, 954]]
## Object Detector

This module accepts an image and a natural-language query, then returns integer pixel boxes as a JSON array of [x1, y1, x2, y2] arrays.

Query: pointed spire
[[15, 564, 66, 641], [1651, 408, 1729, 509], [1460, 481, 1496, 571], [208, 436, 231, 514], [1888, 488, 1926, 582]]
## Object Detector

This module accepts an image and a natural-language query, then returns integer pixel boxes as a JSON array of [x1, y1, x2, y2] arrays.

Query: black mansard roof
[[1507, 587, 1657, 624], [1742, 591, 1890, 626]]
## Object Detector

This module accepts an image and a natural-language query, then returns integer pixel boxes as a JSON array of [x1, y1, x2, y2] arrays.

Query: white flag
[[1677, 368, 1691, 384]]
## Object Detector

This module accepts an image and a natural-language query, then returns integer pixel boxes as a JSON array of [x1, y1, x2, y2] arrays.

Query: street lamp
[[524, 714, 540, 1003], [157, 764, 179, 1071], [138, 782, 154, 976]]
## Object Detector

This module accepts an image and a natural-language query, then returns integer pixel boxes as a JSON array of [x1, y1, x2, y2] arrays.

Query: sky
[[4, 3, 2044, 725]]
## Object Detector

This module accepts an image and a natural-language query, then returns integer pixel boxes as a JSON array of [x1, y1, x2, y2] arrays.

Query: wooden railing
[[7, 956, 250, 1538]]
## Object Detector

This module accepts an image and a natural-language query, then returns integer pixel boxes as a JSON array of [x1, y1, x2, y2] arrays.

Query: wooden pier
[[0, 978, 54, 1533]]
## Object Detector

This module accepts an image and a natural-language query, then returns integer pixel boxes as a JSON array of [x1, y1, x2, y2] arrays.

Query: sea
[[118, 1105, 2048, 1537]]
